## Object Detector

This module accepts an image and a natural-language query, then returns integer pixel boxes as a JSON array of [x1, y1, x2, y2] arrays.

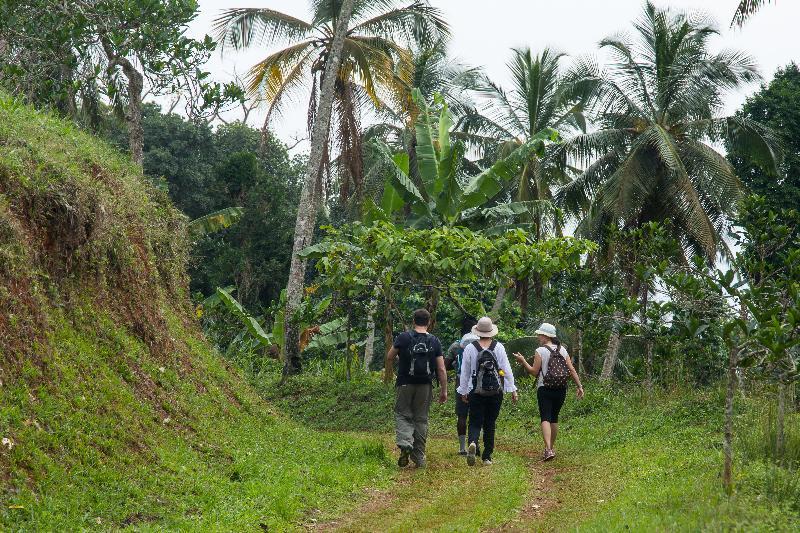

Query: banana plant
[[370, 89, 559, 233], [187, 207, 244, 240], [215, 287, 351, 356]]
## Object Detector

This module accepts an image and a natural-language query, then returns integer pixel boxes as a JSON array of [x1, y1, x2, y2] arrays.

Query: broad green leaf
[[435, 141, 465, 224], [412, 88, 439, 192], [187, 207, 244, 239], [217, 287, 274, 348], [460, 128, 558, 210]]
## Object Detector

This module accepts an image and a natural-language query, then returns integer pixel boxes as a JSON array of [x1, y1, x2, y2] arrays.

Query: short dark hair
[[413, 308, 431, 326]]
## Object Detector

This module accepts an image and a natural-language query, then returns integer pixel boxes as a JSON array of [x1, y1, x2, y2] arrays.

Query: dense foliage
[[728, 63, 800, 212]]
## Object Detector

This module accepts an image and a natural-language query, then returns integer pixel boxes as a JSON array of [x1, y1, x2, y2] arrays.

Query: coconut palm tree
[[213, 0, 449, 202], [463, 47, 595, 306], [557, 2, 779, 378], [473, 47, 595, 241]]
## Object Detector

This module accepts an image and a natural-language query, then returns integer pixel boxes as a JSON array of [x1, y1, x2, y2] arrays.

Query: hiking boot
[[398, 446, 411, 467], [466, 442, 476, 466], [413, 457, 427, 469]]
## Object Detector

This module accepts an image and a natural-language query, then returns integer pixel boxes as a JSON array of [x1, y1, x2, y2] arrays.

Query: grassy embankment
[[0, 94, 392, 531]]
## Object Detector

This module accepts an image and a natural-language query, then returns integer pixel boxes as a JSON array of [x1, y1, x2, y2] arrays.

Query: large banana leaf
[[478, 200, 556, 219], [217, 287, 274, 348], [188, 207, 244, 239], [459, 128, 559, 210], [305, 317, 348, 351], [412, 88, 439, 193]]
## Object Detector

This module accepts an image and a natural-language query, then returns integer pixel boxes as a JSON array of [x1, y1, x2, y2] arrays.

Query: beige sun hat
[[535, 322, 557, 338], [471, 316, 499, 338]]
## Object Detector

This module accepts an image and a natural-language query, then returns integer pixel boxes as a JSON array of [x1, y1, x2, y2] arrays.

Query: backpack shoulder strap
[[489, 340, 498, 351], [471, 340, 482, 352]]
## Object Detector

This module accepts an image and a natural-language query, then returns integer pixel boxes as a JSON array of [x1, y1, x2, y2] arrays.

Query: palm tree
[[469, 47, 595, 305], [280, 0, 358, 378], [732, 1, 772, 27], [557, 2, 779, 379], [214, 0, 449, 202]]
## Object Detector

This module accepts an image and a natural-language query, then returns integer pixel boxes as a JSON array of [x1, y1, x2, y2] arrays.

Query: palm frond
[[349, 1, 450, 48], [213, 8, 313, 50], [732, 0, 771, 27]]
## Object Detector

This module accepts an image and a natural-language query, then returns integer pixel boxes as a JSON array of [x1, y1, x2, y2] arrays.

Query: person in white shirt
[[514, 322, 584, 461], [457, 316, 518, 465]]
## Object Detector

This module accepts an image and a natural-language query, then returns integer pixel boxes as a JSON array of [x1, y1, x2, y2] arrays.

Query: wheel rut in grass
[[307, 437, 567, 532]]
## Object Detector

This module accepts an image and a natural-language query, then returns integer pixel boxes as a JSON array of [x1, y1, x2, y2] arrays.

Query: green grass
[[0, 308, 393, 531], [265, 370, 800, 531]]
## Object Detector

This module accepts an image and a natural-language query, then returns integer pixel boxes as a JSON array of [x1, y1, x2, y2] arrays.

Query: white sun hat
[[471, 316, 499, 338], [534, 322, 558, 338]]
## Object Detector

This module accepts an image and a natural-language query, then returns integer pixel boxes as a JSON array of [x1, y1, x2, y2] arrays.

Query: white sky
[[185, 1, 800, 151]]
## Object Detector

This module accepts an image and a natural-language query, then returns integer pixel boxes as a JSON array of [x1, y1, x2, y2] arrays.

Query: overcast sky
[[186, 1, 800, 150]]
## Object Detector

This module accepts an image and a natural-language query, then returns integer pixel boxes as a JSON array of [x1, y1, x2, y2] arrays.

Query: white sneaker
[[483, 459, 493, 465], [466, 442, 476, 466]]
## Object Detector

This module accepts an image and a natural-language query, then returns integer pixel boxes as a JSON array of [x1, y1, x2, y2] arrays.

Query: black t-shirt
[[393, 330, 443, 386]]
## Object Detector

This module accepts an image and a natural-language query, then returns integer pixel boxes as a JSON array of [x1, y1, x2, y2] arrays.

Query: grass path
[[308, 436, 564, 532]]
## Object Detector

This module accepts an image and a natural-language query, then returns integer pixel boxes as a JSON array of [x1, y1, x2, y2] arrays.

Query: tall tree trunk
[[281, 0, 357, 380], [576, 328, 585, 375], [100, 39, 144, 166], [363, 290, 378, 371], [345, 308, 352, 382], [426, 287, 440, 332], [777, 380, 787, 463], [600, 310, 623, 381], [383, 290, 395, 384], [723, 303, 747, 494], [490, 283, 508, 320], [723, 342, 739, 494], [640, 282, 653, 394]]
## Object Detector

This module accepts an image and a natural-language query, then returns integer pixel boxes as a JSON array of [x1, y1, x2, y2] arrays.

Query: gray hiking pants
[[394, 383, 433, 463]]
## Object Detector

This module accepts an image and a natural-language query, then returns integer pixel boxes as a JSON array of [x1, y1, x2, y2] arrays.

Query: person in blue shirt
[[445, 333, 478, 455]]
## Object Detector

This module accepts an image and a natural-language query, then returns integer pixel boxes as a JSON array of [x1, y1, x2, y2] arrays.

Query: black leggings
[[537, 386, 567, 423], [468, 392, 503, 460]]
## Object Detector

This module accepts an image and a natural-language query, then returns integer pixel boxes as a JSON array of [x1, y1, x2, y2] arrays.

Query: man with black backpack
[[457, 316, 518, 466], [385, 309, 447, 468]]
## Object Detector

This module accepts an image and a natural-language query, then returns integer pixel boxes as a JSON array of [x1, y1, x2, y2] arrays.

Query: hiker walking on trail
[[514, 323, 584, 461], [457, 316, 518, 466], [385, 309, 447, 468], [445, 333, 478, 455]]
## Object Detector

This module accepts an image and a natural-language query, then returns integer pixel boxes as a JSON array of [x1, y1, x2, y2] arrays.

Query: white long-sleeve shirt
[[456, 341, 517, 395]]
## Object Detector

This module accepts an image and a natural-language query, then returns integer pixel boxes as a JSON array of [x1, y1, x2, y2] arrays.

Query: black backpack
[[543, 345, 569, 388], [471, 340, 503, 396], [407, 332, 435, 381]]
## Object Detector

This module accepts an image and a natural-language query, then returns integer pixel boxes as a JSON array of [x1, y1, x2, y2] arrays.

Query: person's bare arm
[[435, 357, 447, 403], [514, 352, 542, 377], [384, 346, 399, 384], [565, 355, 584, 398]]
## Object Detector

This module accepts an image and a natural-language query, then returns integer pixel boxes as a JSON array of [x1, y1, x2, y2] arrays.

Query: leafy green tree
[[214, 0, 449, 202], [0, 0, 231, 165], [560, 2, 778, 261], [728, 63, 800, 212]]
